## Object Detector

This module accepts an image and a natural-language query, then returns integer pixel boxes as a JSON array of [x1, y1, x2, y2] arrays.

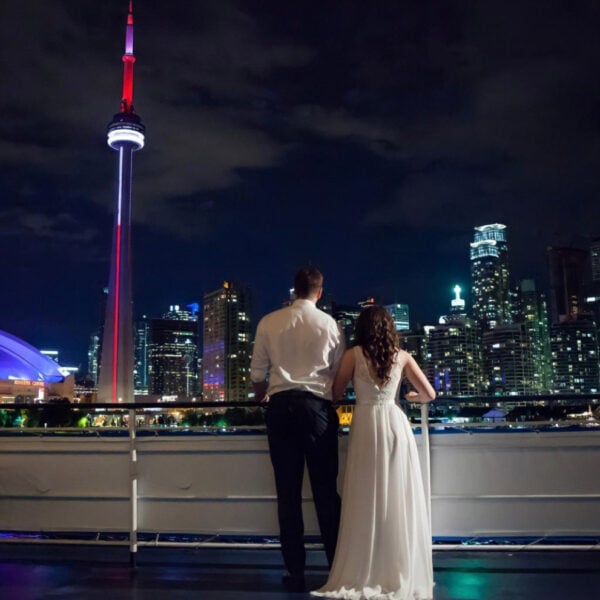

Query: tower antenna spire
[[121, 0, 136, 113]]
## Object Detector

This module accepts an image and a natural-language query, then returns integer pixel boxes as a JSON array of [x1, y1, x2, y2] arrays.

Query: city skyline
[[1, 0, 600, 366]]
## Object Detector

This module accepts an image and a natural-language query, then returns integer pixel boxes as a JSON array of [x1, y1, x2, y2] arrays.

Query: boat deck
[[0, 544, 598, 599]]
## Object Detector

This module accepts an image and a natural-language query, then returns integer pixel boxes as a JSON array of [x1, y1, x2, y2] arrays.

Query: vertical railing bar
[[420, 403, 432, 535], [128, 407, 138, 567]]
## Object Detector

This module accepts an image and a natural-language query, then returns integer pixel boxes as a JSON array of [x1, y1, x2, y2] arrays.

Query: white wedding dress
[[312, 346, 434, 600]]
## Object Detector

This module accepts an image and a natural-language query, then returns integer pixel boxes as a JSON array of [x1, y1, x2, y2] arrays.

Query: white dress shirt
[[250, 299, 345, 399]]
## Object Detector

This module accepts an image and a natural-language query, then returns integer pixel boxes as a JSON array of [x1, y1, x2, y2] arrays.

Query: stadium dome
[[0, 329, 64, 383]]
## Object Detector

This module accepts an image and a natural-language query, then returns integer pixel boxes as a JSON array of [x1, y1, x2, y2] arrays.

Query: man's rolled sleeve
[[330, 321, 346, 373], [250, 321, 270, 383]]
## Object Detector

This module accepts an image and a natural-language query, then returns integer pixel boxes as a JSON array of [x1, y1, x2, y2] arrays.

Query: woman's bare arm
[[332, 349, 355, 401], [403, 352, 436, 403]]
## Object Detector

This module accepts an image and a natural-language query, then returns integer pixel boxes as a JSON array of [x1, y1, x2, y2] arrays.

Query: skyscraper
[[514, 279, 552, 393], [134, 316, 150, 394], [384, 303, 410, 332], [449, 285, 467, 317], [482, 324, 535, 395], [148, 305, 199, 399], [550, 316, 600, 394], [590, 237, 600, 282], [332, 303, 363, 347], [470, 223, 511, 329], [98, 2, 145, 403], [202, 282, 252, 402], [87, 333, 100, 385], [582, 238, 600, 324], [426, 290, 483, 397], [401, 327, 430, 366], [546, 247, 588, 323]]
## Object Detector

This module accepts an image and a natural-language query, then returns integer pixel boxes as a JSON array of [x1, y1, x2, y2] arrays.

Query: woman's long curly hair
[[354, 305, 399, 383]]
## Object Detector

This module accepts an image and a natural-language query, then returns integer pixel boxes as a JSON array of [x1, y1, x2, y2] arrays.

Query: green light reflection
[[444, 570, 488, 600]]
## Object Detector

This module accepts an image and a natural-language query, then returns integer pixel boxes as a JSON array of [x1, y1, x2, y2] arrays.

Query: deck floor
[[0, 544, 599, 599]]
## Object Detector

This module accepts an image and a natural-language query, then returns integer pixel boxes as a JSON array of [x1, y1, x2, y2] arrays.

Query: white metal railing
[[0, 402, 599, 562]]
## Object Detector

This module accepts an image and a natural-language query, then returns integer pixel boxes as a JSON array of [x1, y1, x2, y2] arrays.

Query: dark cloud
[[0, 0, 311, 237], [1, 0, 599, 361], [0, 208, 97, 242]]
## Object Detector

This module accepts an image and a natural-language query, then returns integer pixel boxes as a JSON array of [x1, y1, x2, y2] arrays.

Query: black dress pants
[[265, 390, 341, 576]]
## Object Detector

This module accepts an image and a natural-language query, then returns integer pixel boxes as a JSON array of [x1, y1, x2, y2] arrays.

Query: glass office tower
[[202, 282, 252, 402], [470, 223, 511, 330]]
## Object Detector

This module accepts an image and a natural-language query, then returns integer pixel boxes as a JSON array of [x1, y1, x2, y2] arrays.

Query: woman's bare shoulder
[[395, 348, 412, 364]]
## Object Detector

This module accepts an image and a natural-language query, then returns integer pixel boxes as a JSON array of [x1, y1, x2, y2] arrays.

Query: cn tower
[[98, 1, 145, 403]]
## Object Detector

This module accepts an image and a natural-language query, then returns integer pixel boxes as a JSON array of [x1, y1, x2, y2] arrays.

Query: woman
[[312, 305, 436, 600]]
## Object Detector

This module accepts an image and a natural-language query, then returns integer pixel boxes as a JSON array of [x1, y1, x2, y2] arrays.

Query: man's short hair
[[294, 266, 323, 299]]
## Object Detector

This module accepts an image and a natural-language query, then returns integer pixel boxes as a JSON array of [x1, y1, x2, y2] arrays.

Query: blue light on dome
[[0, 330, 64, 383]]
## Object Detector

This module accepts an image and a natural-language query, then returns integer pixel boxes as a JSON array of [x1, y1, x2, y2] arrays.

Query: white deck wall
[[0, 429, 598, 537]]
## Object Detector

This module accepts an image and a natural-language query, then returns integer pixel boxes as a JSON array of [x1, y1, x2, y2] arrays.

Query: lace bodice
[[353, 345, 403, 405]]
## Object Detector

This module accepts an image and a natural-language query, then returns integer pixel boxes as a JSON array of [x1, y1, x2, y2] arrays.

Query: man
[[251, 266, 345, 592]]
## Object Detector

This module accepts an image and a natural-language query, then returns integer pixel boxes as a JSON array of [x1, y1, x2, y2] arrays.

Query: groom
[[250, 266, 345, 592]]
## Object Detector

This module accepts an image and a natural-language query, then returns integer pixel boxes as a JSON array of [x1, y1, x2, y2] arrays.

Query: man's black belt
[[270, 389, 324, 399]]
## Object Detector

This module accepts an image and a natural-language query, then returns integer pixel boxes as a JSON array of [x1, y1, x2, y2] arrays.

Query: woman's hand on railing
[[404, 391, 434, 404]]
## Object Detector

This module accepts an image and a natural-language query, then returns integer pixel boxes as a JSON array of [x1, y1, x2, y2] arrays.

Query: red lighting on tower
[[121, 1, 135, 113]]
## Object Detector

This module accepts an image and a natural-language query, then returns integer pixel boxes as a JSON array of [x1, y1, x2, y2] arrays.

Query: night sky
[[1, 0, 600, 368]]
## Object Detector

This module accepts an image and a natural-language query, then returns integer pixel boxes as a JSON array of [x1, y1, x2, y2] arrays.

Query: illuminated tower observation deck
[[98, 1, 145, 403]]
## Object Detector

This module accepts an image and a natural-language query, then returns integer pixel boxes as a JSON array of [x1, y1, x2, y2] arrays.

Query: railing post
[[420, 403, 432, 533], [128, 408, 138, 567]]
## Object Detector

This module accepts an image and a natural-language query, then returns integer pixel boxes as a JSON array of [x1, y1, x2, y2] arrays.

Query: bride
[[312, 305, 436, 600]]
